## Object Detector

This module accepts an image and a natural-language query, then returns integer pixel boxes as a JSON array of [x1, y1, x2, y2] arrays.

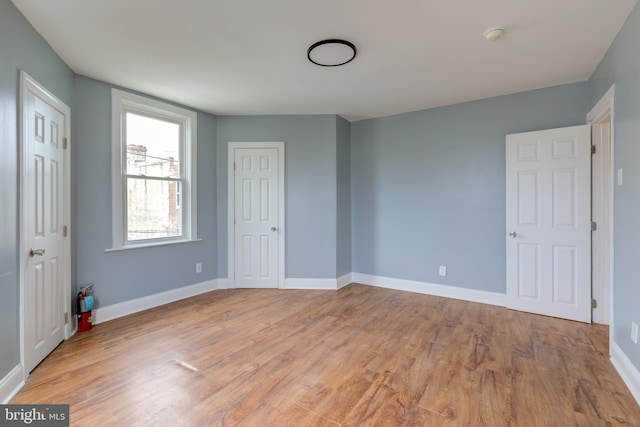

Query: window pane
[[127, 177, 182, 241], [126, 113, 181, 178]]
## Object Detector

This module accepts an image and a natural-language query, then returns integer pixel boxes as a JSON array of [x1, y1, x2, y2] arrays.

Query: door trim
[[227, 142, 285, 289], [587, 85, 615, 331], [19, 72, 72, 380]]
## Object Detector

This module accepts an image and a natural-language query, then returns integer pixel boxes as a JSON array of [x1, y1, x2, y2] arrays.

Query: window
[[111, 89, 197, 249]]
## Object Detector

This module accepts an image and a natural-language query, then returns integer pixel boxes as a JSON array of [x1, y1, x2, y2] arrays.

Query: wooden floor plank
[[11, 283, 640, 426]]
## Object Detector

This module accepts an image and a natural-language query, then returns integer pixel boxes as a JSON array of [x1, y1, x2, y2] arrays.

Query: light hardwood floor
[[12, 284, 640, 426]]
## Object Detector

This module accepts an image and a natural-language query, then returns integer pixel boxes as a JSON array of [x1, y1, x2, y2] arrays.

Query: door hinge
[[592, 299, 598, 309], [591, 221, 597, 231], [64, 312, 69, 324], [63, 225, 68, 237], [591, 145, 596, 154], [63, 137, 68, 149]]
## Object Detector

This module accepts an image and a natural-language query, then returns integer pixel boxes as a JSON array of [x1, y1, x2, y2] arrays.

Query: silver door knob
[[30, 248, 45, 257], [271, 226, 278, 232], [508, 231, 517, 238]]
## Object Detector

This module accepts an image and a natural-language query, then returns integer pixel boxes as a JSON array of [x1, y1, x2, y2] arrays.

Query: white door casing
[[228, 142, 284, 289], [506, 125, 591, 323], [20, 72, 71, 374], [588, 85, 614, 327], [590, 118, 612, 325]]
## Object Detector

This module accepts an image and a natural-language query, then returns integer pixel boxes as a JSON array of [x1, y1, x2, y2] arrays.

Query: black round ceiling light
[[307, 39, 357, 67]]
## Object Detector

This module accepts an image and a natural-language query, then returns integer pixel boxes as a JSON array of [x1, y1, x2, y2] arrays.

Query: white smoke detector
[[483, 27, 505, 42]]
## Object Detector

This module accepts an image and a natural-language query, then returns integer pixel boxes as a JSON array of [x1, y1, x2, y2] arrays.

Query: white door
[[22, 74, 69, 373], [232, 147, 281, 288], [506, 125, 591, 323]]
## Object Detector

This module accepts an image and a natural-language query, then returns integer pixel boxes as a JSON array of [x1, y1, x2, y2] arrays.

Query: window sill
[[106, 238, 202, 252]]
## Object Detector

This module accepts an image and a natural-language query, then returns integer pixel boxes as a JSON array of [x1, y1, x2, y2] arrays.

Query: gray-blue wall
[[0, 0, 74, 382], [336, 116, 352, 278], [74, 76, 218, 307], [590, 2, 640, 372], [351, 82, 590, 293], [216, 115, 339, 279]]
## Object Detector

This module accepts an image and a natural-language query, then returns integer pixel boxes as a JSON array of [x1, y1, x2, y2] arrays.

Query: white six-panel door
[[506, 125, 591, 323], [22, 74, 68, 373], [233, 147, 281, 288]]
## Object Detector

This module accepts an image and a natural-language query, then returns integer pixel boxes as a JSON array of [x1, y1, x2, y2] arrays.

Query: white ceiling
[[12, 0, 637, 121]]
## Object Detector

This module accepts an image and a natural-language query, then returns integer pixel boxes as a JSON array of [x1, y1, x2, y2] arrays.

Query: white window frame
[[110, 89, 198, 250]]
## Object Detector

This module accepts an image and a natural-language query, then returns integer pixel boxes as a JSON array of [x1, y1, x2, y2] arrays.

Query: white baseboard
[[337, 273, 352, 289], [221, 276, 351, 290], [217, 278, 233, 289], [66, 312, 78, 339], [92, 273, 505, 323], [610, 342, 640, 406], [94, 279, 218, 324], [0, 364, 25, 404], [351, 273, 506, 307], [284, 278, 339, 290]]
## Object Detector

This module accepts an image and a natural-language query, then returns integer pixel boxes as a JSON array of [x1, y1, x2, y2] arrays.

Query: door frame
[[227, 141, 285, 289], [587, 85, 615, 331], [19, 71, 72, 379]]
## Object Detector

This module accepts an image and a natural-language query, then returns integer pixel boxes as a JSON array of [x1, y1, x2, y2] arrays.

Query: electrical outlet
[[196, 263, 202, 273], [631, 321, 638, 344], [439, 265, 447, 277]]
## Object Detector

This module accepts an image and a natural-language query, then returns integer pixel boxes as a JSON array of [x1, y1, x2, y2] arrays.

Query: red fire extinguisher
[[77, 291, 93, 332]]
